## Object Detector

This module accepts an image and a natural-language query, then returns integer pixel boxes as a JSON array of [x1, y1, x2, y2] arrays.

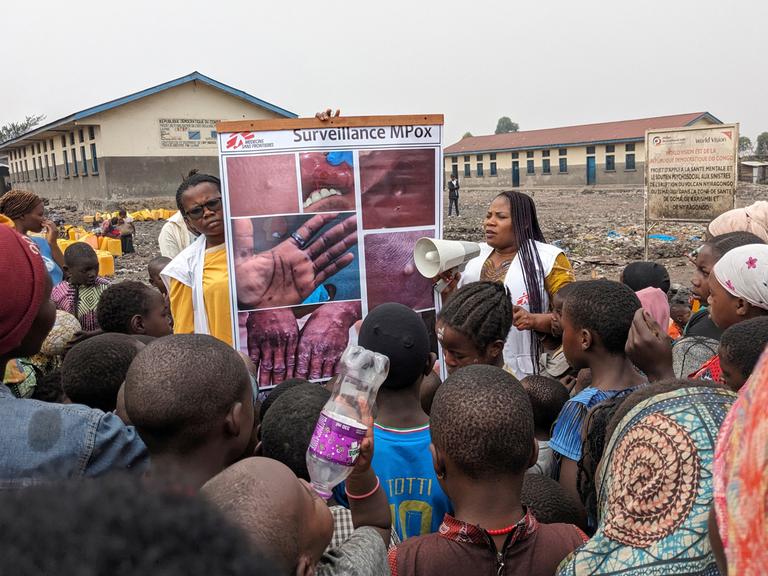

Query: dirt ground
[[443, 183, 768, 285], [47, 182, 766, 287]]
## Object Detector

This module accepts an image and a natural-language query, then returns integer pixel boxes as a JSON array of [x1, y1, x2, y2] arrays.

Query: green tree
[[756, 132, 768, 157], [462, 131, 473, 139], [0, 114, 46, 143], [738, 136, 753, 156], [495, 117, 519, 134]]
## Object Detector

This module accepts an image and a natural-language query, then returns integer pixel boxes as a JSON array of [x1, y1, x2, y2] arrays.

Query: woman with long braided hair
[[451, 191, 574, 377], [0, 190, 64, 285]]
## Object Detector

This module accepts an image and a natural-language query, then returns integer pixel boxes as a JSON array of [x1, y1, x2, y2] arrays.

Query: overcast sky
[[2, 0, 765, 146]]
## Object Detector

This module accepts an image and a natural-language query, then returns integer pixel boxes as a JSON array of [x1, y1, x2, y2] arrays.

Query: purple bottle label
[[309, 411, 367, 466]]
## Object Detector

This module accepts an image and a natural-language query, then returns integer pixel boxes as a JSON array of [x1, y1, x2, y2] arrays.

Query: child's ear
[[488, 339, 505, 361], [225, 402, 243, 439], [129, 314, 145, 334], [430, 443, 446, 479], [423, 352, 437, 376], [735, 298, 752, 317], [580, 328, 593, 351], [527, 436, 539, 469]]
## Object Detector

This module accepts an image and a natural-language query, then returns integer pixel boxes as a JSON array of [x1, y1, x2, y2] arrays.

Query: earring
[[437, 472, 445, 479]]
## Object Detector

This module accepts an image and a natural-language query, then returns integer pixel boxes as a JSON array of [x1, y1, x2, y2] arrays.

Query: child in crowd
[[260, 381, 401, 550], [550, 280, 646, 507], [545, 282, 579, 384], [0, 225, 148, 482], [51, 243, 111, 331], [0, 476, 275, 576], [388, 365, 586, 576], [358, 302, 452, 540], [123, 334, 254, 490], [521, 473, 586, 531], [62, 333, 144, 411], [669, 287, 692, 339], [718, 317, 768, 391], [118, 209, 135, 254], [620, 260, 671, 294], [558, 381, 735, 576], [686, 231, 764, 339], [203, 450, 391, 575], [693, 244, 768, 382], [32, 369, 66, 403], [96, 281, 172, 337], [576, 396, 627, 532], [148, 256, 172, 296], [436, 281, 512, 374], [521, 374, 569, 478]]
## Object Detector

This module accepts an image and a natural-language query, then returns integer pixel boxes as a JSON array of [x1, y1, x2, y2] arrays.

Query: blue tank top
[[372, 423, 453, 540]]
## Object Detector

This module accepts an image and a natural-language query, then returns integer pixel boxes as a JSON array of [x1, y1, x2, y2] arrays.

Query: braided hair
[[175, 170, 221, 213], [438, 281, 512, 354], [496, 191, 547, 370], [0, 190, 42, 220], [577, 396, 627, 528]]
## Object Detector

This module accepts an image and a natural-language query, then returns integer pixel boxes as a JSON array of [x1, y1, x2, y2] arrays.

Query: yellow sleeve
[[544, 252, 575, 296], [169, 278, 195, 334]]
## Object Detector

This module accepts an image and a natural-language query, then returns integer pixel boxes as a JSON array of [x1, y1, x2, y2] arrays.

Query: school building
[[0, 72, 295, 200], [444, 112, 723, 189]]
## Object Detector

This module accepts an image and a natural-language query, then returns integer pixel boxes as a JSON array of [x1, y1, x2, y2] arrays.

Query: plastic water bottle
[[306, 345, 389, 499]]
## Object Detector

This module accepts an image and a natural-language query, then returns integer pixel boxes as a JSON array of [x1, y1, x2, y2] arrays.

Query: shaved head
[[201, 457, 333, 572]]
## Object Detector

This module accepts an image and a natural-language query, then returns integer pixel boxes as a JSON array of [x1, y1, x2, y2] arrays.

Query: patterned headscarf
[[0, 190, 42, 221], [557, 385, 736, 575], [713, 347, 768, 575], [708, 201, 768, 242], [712, 244, 768, 310]]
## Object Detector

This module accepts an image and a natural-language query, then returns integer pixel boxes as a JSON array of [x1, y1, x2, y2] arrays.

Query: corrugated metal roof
[[0, 71, 296, 149], [445, 112, 721, 154]]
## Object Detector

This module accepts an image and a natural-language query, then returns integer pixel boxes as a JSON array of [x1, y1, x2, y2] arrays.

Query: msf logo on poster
[[225, 132, 256, 150]]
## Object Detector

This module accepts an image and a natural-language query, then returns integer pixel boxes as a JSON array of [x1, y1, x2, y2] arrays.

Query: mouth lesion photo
[[300, 151, 356, 213]]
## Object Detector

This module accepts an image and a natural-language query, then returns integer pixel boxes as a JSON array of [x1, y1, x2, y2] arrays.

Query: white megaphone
[[413, 238, 481, 292]]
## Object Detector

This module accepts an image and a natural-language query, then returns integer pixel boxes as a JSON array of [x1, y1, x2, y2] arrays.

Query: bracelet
[[345, 476, 380, 500]]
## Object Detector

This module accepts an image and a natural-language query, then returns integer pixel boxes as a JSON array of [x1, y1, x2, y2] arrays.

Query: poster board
[[645, 123, 738, 222], [216, 115, 444, 388]]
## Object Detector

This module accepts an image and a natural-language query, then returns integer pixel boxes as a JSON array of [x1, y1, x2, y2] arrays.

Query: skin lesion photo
[[232, 212, 360, 310], [363, 229, 435, 311], [240, 301, 362, 387], [359, 148, 436, 230], [300, 151, 357, 213], [226, 154, 300, 217]]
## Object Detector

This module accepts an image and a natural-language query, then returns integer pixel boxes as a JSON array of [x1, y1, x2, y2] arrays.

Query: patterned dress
[[51, 278, 111, 332], [713, 347, 768, 575], [556, 386, 736, 575]]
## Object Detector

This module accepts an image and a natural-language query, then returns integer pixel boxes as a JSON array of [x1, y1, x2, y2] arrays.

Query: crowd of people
[[1, 176, 767, 575]]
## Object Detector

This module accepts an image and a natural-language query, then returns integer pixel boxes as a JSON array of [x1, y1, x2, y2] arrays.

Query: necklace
[[481, 250, 516, 283], [485, 523, 520, 536]]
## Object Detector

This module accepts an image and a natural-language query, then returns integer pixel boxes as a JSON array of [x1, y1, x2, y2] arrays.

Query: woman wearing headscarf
[[712, 347, 768, 575], [708, 200, 768, 242], [557, 381, 736, 575], [447, 190, 574, 378], [0, 190, 64, 285]]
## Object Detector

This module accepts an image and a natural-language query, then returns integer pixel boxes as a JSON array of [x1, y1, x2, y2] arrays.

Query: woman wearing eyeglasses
[[161, 170, 234, 345]]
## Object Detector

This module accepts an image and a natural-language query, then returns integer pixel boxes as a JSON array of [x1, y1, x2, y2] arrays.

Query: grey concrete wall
[[11, 156, 221, 201], [102, 156, 220, 198]]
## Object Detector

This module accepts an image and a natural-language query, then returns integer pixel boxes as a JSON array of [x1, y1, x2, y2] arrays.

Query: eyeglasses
[[185, 197, 222, 220]]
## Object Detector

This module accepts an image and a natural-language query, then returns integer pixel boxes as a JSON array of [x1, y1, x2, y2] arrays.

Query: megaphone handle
[[433, 278, 449, 292]]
